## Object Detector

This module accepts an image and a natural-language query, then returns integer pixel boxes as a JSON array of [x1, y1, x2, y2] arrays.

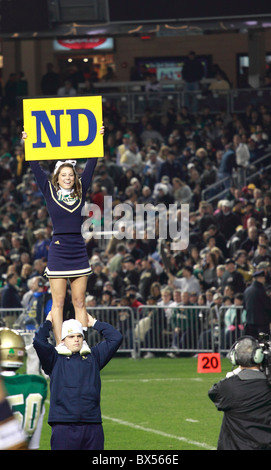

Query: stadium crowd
[[0, 68, 271, 354]]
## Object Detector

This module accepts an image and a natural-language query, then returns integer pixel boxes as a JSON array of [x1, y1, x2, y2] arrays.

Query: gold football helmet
[[0, 328, 25, 369]]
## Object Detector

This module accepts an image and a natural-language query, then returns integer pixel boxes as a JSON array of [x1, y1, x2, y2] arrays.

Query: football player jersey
[[0, 398, 28, 450], [3, 374, 48, 448]]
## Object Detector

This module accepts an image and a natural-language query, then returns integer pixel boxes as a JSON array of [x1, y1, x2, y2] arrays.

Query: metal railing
[[86, 306, 136, 356], [14, 85, 271, 133], [83, 304, 247, 358], [0, 308, 26, 329], [201, 149, 271, 204], [134, 305, 246, 357], [96, 85, 271, 121], [0, 305, 247, 359]]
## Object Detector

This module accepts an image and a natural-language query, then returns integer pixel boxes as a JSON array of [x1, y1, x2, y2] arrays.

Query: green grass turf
[[39, 355, 233, 451]]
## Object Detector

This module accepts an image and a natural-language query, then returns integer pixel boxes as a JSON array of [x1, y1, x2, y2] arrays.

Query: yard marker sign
[[197, 353, 221, 373], [23, 95, 103, 161]]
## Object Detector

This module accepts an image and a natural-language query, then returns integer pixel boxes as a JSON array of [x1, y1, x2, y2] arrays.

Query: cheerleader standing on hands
[[22, 125, 104, 353]]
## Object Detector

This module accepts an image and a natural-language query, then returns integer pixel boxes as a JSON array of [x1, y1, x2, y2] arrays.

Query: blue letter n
[[32, 110, 64, 148]]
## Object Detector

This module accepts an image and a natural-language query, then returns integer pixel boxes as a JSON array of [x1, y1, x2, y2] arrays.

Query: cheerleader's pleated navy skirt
[[44, 233, 92, 278]]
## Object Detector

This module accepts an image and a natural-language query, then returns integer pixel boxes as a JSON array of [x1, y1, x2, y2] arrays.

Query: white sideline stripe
[[102, 415, 215, 450], [102, 378, 203, 383]]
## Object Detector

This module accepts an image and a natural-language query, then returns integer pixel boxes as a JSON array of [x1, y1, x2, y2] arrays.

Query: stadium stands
[[0, 70, 271, 357]]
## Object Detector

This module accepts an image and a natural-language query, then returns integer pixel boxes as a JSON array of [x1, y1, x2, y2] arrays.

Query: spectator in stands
[[243, 270, 271, 338], [217, 144, 236, 189], [155, 287, 174, 339], [216, 264, 226, 288], [107, 243, 126, 274], [99, 290, 114, 307], [233, 134, 250, 187], [116, 133, 131, 165], [202, 251, 218, 289], [209, 72, 230, 93], [1, 272, 22, 309], [149, 282, 162, 302], [240, 225, 259, 257], [140, 121, 164, 147], [172, 177, 193, 205], [32, 228, 50, 260], [143, 149, 163, 188], [14, 276, 51, 331], [57, 79, 76, 97], [254, 233, 271, 257], [167, 265, 201, 295], [182, 51, 204, 111], [252, 243, 271, 266], [89, 181, 104, 215], [224, 292, 246, 348], [34, 206, 49, 229], [158, 149, 183, 183], [177, 291, 200, 350], [4, 73, 17, 109], [120, 255, 140, 288], [200, 159, 218, 189], [85, 294, 96, 308], [198, 292, 224, 349], [221, 258, 246, 293], [41, 62, 60, 95], [242, 200, 261, 229], [197, 201, 217, 235], [120, 137, 143, 174], [223, 283, 235, 303], [93, 165, 114, 196], [19, 262, 32, 292], [86, 260, 108, 303], [125, 284, 143, 310], [122, 239, 141, 260], [145, 73, 161, 93], [9, 235, 27, 258], [235, 249, 254, 284], [138, 257, 157, 302], [30, 258, 46, 278], [215, 200, 240, 240], [206, 224, 228, 258], [250, 125, 269, 159]]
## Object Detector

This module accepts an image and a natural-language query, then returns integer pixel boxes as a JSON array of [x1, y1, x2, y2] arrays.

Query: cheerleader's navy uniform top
[[29, 158, 97, 278]]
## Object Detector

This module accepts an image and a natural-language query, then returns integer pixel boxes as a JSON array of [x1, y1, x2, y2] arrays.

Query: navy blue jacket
[[33, 319, 122, 425], [1, 283, 22, 308], [244, 280, 271, 326]]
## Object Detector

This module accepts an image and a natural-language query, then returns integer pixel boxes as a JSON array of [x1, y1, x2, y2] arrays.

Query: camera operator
[[208, 336, 271, 450]]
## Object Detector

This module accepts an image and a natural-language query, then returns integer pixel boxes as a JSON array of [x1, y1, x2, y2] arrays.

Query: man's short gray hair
[[235, 337, 262, 367]]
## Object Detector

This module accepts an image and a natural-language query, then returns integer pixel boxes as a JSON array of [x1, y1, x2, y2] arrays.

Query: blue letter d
[[67, 109, 97, 147]]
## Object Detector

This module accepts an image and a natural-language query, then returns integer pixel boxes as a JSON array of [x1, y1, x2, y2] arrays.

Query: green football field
[[38, 355, 233, 451]]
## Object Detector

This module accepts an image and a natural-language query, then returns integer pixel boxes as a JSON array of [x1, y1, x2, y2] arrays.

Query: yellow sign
[[23, 95, 104, 161]]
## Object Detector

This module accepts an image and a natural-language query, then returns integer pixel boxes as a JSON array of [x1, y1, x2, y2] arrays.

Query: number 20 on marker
[[197, 353, 221, 373]]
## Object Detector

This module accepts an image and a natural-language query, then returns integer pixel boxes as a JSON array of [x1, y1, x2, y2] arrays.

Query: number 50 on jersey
[[23, 95, 104, 161]]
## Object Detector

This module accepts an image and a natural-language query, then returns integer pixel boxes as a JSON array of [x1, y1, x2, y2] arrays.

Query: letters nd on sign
[[23, 96, 104, 161]]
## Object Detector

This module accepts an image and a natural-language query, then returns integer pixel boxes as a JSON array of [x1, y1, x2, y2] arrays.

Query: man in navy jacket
[[243, 270, 271, 338], [33, 311, 122, 450]]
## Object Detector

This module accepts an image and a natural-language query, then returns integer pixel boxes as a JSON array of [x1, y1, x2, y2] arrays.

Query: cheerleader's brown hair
[[52, 164, 82, 199]]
